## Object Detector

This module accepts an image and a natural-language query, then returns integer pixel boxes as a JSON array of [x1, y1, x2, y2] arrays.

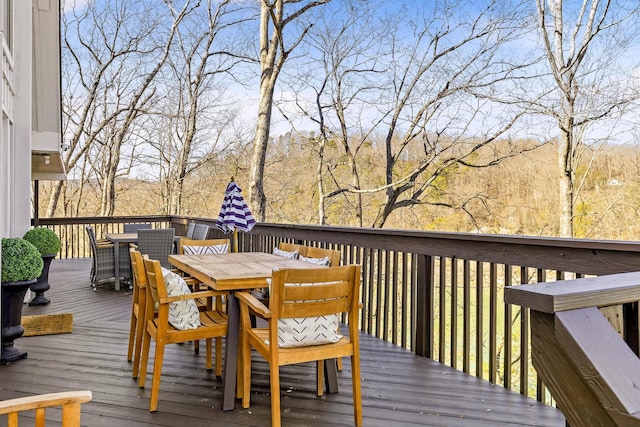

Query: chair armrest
[[237, 291, 271, 319]]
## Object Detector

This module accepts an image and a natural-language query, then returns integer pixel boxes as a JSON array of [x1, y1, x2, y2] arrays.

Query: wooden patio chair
[[0, 390, 92, 426], [177, 238, 230, 255], [176, 238, 230, 352], [127, 249, 149, 379], [297, 246, 344, 370], [237, 265, 363, 427], [136, 228, 175, 269], [267, 244, 345, 370], [85, 225, 131, 290], [138, 258, 228, 412]]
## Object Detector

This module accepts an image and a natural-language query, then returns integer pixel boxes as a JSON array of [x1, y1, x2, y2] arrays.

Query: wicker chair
[[191, 224, 210, 240], [136, 228, 175, 269], [124, 223, 152, 233], [86, 226, 131, 290], [185, 223, 196, 239]]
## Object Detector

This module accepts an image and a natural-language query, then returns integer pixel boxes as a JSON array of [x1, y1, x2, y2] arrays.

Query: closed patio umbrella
[[215, 180, 256, 252]]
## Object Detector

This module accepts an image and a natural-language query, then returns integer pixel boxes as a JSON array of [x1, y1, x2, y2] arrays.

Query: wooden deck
[[0, 259, 565, 426]]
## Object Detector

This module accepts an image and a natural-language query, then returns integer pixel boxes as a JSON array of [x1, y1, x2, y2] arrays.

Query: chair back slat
[[303, 247, 341, 266], [278, 242, 305, 254]]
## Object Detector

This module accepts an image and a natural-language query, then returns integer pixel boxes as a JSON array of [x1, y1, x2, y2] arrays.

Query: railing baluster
[[503, 264, 513, 390], [476, 261, 484, 379], [463, 259, 471, 374], [450, 257, 458, 370], [32, 215, 640, 403]]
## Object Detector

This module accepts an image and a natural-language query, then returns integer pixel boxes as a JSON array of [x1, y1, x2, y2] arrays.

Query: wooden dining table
[[168, 252, 340, 411]]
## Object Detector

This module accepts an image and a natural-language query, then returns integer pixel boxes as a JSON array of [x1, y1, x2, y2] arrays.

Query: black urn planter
[[1, 279, 34, 364], [29, 254, 54, 306]]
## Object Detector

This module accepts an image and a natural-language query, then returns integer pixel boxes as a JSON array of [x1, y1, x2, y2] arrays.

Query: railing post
[[623, 302, 640, 356], [415, 254, 433, 358]]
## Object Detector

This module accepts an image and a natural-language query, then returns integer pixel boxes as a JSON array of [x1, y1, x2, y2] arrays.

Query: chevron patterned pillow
[[276, 281, 342, 348], [183, 243, 228, 254]]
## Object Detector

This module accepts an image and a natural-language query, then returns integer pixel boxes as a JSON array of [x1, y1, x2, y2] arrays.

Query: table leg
[[113, 240, 120, 291], [324, 359, 339, 393], [222, 292, 239, 411]]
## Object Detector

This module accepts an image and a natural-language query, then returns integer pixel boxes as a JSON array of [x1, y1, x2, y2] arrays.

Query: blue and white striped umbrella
[[215, 181, 256, 234]]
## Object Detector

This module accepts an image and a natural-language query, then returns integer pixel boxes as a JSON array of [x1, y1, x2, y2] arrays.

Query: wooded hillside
[[39, 135, 640, 241]]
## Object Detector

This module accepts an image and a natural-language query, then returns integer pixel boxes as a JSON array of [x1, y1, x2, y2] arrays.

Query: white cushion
[[273, 247, 298, 259], [298, 254, 330, 266], [276, 281, 342, 348], [161, 267, 201, 330], [183, 243, 228, 254]]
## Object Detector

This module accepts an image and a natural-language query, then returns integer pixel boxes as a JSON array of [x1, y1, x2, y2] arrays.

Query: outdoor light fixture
[[43, 154, 50, 165]]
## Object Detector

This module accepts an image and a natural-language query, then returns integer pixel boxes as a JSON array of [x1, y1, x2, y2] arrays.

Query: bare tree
[[146, 0, 251, 215], [56, 0, 196, 216], [248, 0, 334, 221], [535, 0, 640, 237], [289, 0, 540, 228]]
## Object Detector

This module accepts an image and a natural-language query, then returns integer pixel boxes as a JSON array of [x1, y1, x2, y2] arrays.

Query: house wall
[[0, 1, 32, 241], [1, 1, 35, 353]]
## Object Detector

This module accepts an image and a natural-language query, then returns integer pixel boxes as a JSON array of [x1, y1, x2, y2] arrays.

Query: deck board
[[0, 258, 565, 426]]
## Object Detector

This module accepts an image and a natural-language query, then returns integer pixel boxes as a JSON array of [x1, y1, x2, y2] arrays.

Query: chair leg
[[240, 334, 251, 407], [127, 310, 136, 362], [270, 363, 282, 427], [205, 338, 213, 371], [138, 331, 151, 388], [215, 337, 222, 377], [351, 353, 363, 427], [149, 339, 166, 412], [316, 360, 324, 396], [132, 312, 146, 379], [337, 357, 343, 371]]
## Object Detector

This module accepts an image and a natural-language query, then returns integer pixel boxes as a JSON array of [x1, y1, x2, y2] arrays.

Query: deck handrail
[[32, 215, 640, 404], [506, 274, 640, 425]]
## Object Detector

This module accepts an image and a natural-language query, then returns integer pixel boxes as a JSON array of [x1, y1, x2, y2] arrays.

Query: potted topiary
[[1, 237, 43, 364], [23, 227, 60, 306]]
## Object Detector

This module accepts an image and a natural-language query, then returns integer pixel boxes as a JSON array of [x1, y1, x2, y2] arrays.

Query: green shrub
[[23, 227, 61, 256], [1, 238, 44, 282]]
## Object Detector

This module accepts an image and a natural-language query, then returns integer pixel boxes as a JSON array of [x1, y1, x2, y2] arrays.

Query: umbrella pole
[[233, 229, 238, 253]]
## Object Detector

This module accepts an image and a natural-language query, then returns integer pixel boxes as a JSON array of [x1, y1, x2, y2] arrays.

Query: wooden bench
[[0, 390, 92, 426]]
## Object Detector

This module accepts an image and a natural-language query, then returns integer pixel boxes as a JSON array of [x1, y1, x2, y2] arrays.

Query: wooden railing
[[506, 273, 640, 425], [33, 215, 640, 404]]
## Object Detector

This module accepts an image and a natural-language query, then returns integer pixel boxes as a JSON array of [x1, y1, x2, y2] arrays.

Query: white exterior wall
[[1, 2, 32, 241], [1, 1, 38, 352]]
